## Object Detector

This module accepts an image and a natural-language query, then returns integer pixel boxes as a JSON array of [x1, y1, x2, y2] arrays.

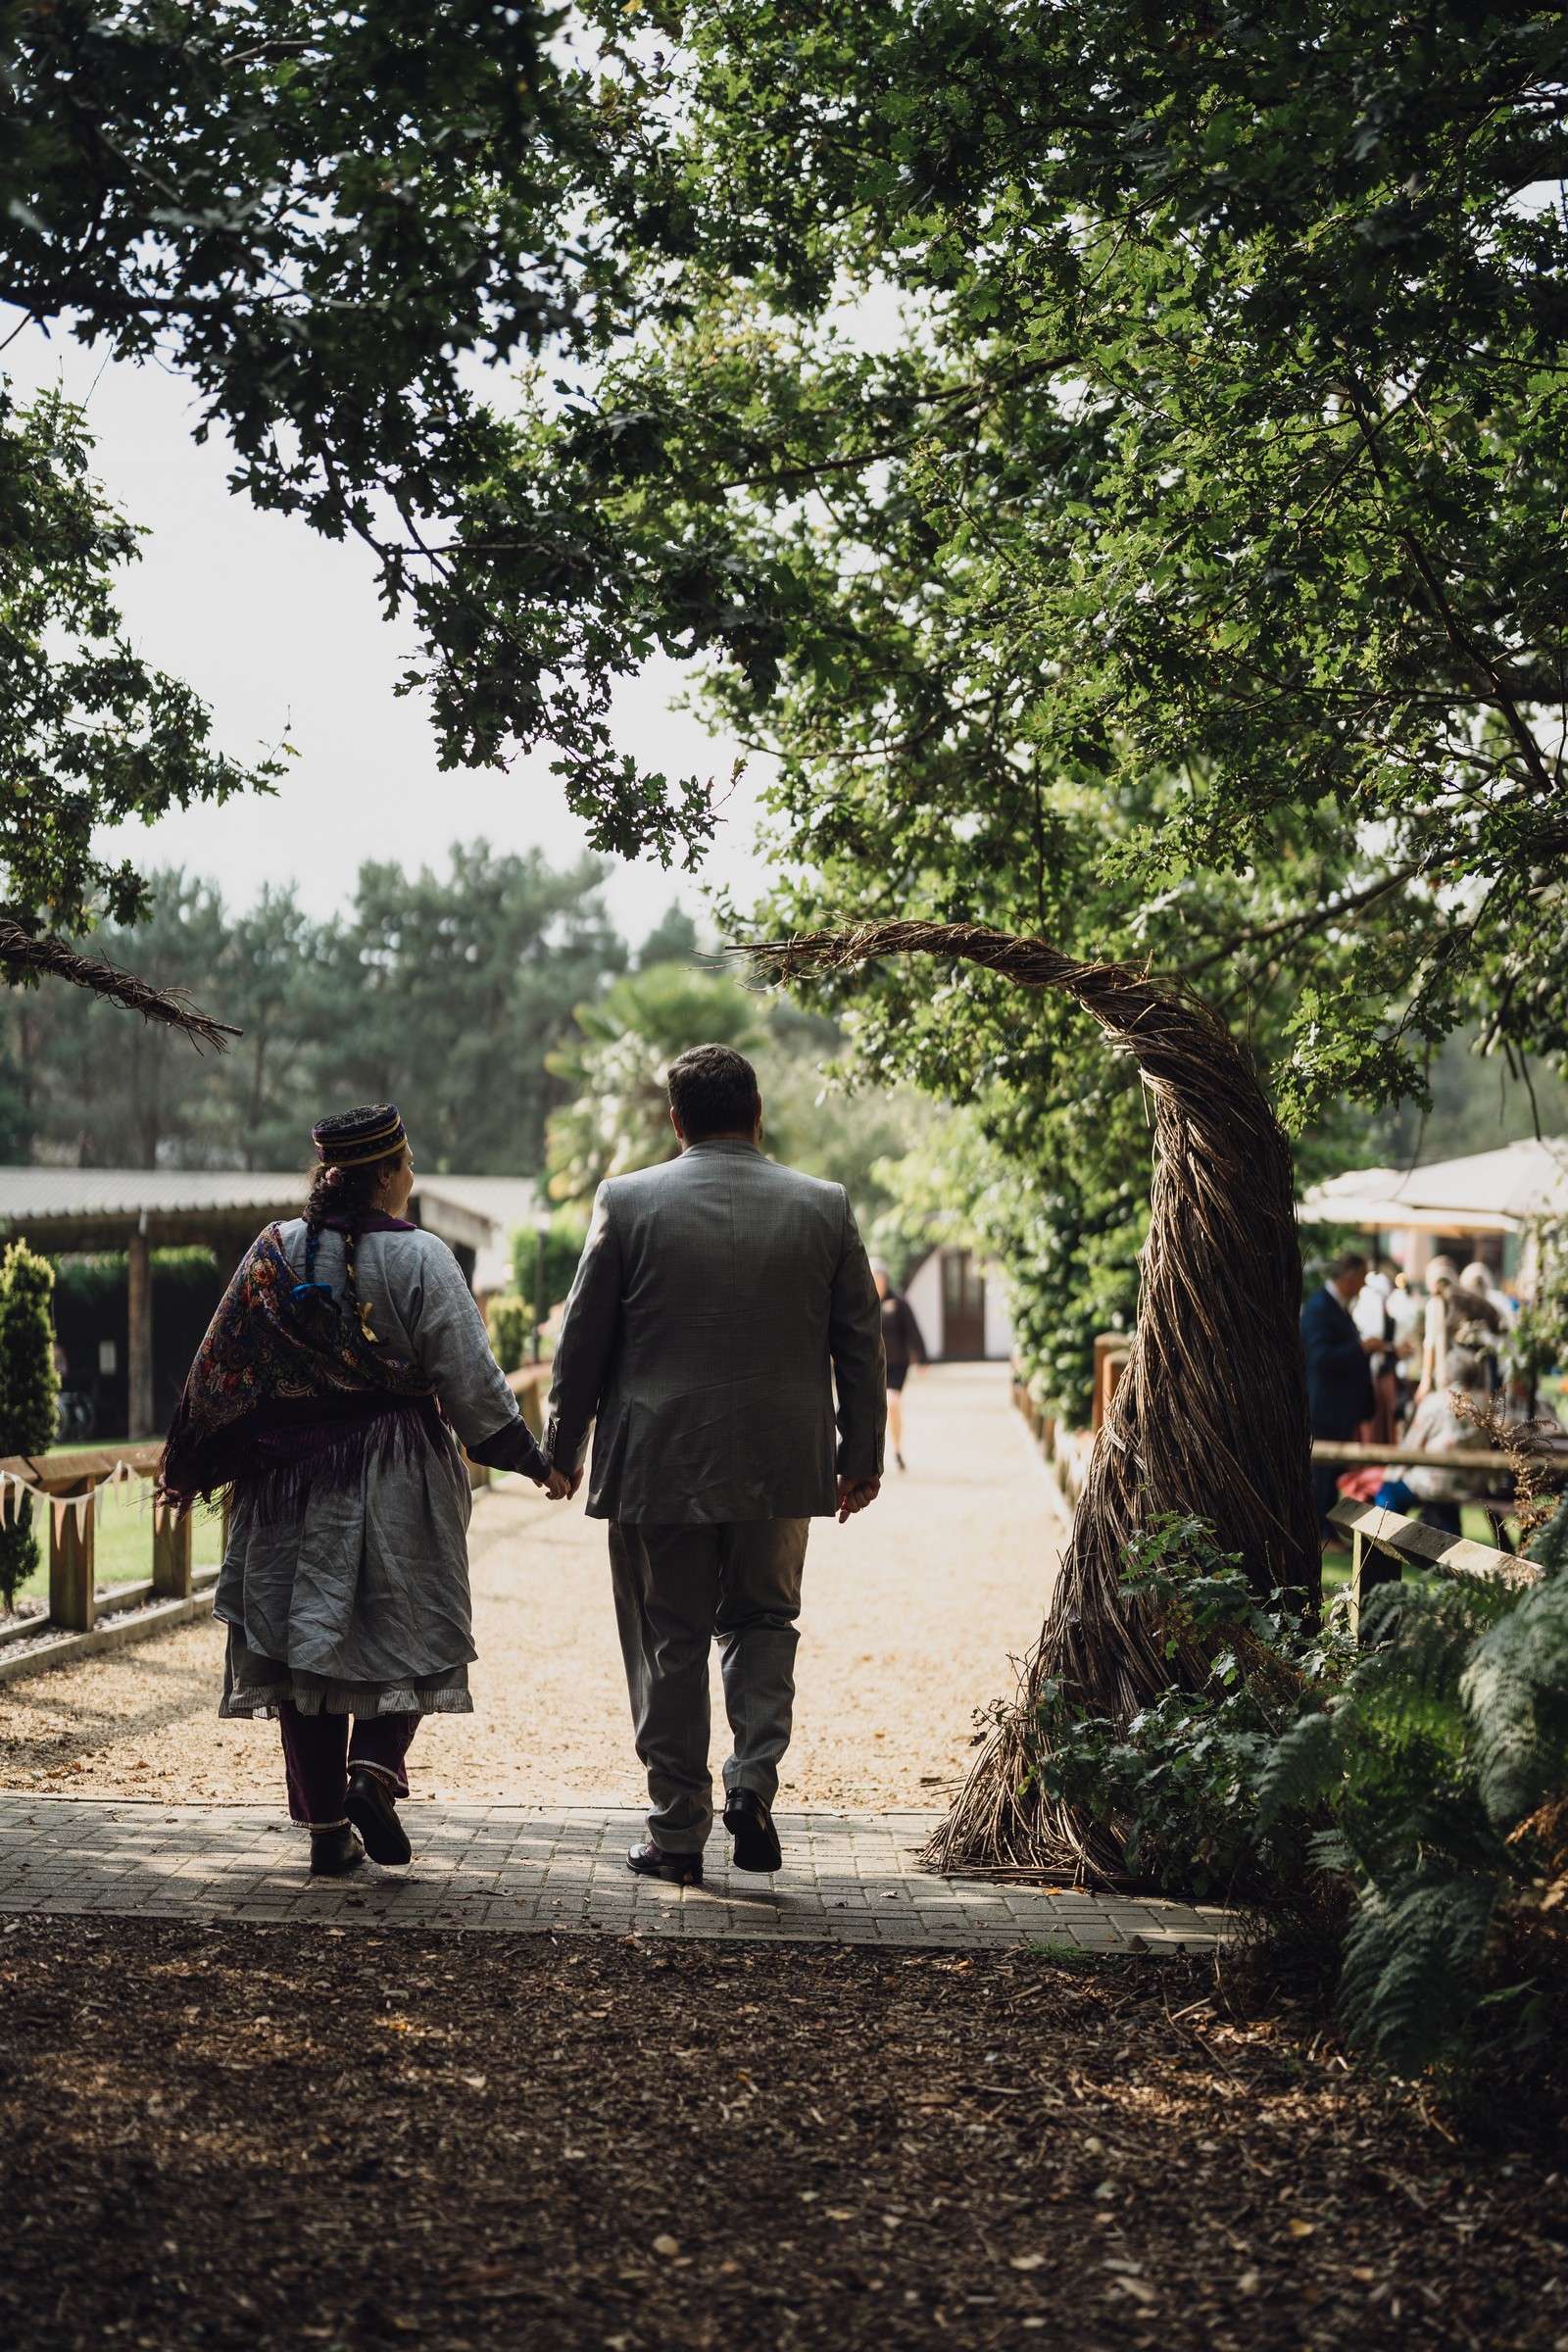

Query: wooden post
[[127, 1223, 155, 1441], [1091, 1337, 1130, 1433], [48, 1492, 95, 1632], [152, 1501, 192, 1599], [1348, 1521, 1401, 1642]]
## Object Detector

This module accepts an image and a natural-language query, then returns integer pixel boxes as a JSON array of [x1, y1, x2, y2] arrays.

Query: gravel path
[[0, 1365, 1063, 1810]]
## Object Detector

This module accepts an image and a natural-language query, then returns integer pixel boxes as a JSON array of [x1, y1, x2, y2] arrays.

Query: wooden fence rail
[[0, 1443, 210, 1642], [506, 1363, 550, 1435], [1328, 1494, 1540, 1637], [1011, 1377, 1564, 1516], [1309, 1439, 1545, 1474], [0, 1362, 559, 1684]]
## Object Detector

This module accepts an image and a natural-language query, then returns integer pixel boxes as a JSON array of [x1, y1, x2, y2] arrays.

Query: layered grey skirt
[[215, 1423, 478, 1721]]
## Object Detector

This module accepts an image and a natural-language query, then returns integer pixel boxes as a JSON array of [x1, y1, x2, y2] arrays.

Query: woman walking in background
[[872, 1261, 927, 1471], [159, 1103, 568, 1876]]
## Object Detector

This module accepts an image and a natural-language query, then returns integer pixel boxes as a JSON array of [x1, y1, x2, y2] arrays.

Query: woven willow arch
[[743, 920, 1318, 1879]]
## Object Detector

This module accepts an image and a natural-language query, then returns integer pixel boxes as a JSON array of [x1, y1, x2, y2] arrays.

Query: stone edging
[[0, 1588, 216, 1687]]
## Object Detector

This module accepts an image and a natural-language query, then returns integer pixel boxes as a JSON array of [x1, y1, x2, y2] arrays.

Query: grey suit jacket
[[545, 1139, 886, 1524]]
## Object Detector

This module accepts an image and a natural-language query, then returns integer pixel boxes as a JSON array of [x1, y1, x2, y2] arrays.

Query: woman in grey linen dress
[[195, 1102, 569, 1875]]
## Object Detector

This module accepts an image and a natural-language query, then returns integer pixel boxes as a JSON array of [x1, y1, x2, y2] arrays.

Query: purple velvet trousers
[[277, 1700, 418, 1829]]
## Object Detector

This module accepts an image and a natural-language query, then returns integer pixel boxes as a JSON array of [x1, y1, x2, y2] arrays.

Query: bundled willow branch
[[741, 920, 1318, 1880], [0, 922, 238, 1050]]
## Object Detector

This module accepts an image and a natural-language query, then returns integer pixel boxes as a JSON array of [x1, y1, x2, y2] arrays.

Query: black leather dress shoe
[[309, 1824, 365, 1878], [346, 1768, 413, 1866], [722, 1788, 782, 1874], [626, 1840, 704, 1886]]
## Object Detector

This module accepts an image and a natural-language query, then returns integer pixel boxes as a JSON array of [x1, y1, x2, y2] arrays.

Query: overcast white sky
[[6, 318, 775, 951]]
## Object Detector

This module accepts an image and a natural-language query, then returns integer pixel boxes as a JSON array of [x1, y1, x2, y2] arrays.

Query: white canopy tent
[[1299, 1139, 1568, 1237], [1298, 1138, 1568, 1291]]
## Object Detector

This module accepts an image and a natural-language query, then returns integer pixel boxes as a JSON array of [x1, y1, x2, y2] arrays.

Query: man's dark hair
[[667, 1044, 760, 1141], [1329, 1250, 1369, 1282]]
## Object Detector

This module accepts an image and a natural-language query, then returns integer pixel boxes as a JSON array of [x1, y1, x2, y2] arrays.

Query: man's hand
[[837, 1475, 881, 1523], [540, 1466, 572, 1500]]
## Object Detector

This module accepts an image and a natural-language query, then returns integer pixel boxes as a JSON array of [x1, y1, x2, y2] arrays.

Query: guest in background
[[1350, 1258, 1392, 1342], [1416, 1256, 1459, 1401], [1461, 1258, 1518, 1331], [1350, 1256, 1398, 1446], [1417, 1256, 1503, 1400], [872, 1261, 928, 1472], [1386, 1269, 1425, 1353], [1300, 1250, 1379, 1545], [1386, 1346, 1494, 1538]]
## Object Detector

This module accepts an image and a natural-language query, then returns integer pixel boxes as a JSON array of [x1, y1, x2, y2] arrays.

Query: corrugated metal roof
[[0, 1169, 308, 1221], [417, 1174, 541, 1224], [0, 1169, 551, 1294], [416, 1175, 543, 1292]]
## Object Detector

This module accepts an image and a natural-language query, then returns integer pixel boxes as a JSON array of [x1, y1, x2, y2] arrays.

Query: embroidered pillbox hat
[[311, 1102, 408, 1169]]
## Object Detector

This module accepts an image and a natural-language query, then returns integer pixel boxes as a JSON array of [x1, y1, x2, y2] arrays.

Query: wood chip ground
[[1, 1918, 1561, 2350]]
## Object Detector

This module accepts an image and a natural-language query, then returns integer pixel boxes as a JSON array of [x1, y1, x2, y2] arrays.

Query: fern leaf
[[1338, 1870, 1500, 2075], [1461, 1581, 1568, 1829]]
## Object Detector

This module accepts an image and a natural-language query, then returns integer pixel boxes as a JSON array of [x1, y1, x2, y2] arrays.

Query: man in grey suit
[[546, 1042, 886, 1886]]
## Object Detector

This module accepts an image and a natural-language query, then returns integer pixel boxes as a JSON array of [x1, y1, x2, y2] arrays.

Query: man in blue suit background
[[1300, 1250, 1380, 1545]]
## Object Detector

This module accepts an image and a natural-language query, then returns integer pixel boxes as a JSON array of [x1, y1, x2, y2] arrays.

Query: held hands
[[837, 1474, 881, 1524], [536, 1463, 573, 1500]]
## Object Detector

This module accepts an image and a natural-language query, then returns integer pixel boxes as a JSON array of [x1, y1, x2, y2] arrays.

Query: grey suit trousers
[[608, 1517, 810, 1852]]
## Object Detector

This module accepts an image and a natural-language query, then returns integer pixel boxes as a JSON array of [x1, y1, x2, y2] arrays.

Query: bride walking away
[[158, 1102, 569, 1876]]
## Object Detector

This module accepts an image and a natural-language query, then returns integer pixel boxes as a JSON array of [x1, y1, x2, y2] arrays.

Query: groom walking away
[[545, 1043, 886, 1886]]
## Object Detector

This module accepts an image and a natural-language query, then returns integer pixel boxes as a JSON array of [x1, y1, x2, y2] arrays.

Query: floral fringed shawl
[[158, 1224, 442, 1521]]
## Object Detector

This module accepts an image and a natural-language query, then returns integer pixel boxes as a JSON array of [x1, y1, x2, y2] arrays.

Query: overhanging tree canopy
[[0, 0, 738, 1033], [466, 0, 1568, 1109]]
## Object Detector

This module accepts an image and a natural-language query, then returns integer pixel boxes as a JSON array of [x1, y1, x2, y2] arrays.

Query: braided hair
[[303, 1102, 409, 1341]]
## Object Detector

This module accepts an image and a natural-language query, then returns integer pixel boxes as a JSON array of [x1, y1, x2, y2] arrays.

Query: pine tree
[[0, 1243, 60, 1612]]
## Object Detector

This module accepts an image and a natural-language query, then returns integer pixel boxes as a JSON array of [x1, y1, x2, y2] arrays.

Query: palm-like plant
[[544, 964, 761, 1202]]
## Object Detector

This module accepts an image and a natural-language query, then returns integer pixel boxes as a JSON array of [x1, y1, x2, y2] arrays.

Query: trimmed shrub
[[0, 1242, 61, 1610], [486, 1294, 532, 1376], [509, 1209, 587, 1318]]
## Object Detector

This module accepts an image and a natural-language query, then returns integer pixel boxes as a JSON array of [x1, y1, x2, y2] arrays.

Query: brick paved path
[[0, 1794, 1225, 1951]]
